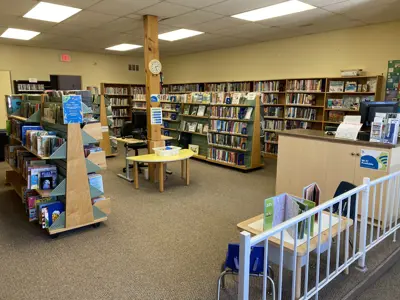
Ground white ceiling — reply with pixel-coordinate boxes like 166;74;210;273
0;0;399;57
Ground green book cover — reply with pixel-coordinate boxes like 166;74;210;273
263;197;275;231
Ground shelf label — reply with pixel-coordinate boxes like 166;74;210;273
360;149;388;171
150;107;162;125
28;78;38;83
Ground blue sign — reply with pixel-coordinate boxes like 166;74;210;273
360;149;388;171
63;95;83;124
151;94;160;103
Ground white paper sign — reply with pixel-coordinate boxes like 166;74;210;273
335;115;362;140
150;107;162;125
29;78;38;83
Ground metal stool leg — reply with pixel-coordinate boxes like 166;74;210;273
217;270;228;300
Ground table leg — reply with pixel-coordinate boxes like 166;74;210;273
296;256;302;300
181;160;185;179
159;162;164;192
185;159;190;185
117;144;134;182
134;162;139;189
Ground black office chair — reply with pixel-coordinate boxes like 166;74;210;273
121;121;147;173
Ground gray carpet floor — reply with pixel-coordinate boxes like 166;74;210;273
1;149;399;300
0;149;276;300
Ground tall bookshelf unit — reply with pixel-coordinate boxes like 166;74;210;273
5;92;110;236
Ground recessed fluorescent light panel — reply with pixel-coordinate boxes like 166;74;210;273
106;44;142;51
158;29;204;42
23;1;81;23
232;0;316;22
1;28;40;40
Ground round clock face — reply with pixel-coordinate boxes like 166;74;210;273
149;59;162;75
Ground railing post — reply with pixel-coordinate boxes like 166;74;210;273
357;177;370;272
238;231;251;300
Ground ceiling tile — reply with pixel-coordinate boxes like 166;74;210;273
0;0;37;17
160;10;222;26
42;0;102;9
186;17;248;33
62;10;119;28
97;18;143;33
301;0;351;7
259;7;334;27
165;0;227;9
43;23;83;36
88;0;162;17
136;2;194;19
0;14;56;32
202;0;286;16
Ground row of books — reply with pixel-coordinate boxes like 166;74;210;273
179;121;208;134
17;83;45;91
20;102;41;118
43;103;63;124
20;125;65;157
110;98;129;106
27;164;58;190
265;132;278;142
112;108;129;117
111;118;125;127
286;93;316;105
329;79;377;93
286;107;317;120
6;145;47;180
131;86;145;95
205;82;251;92
326;96;369;110
163;112;178;120
264;107;283;118
263;120;284;131
133;94;146;101
210;107;253;120
84;146;103;157
207;133;247;150
255;81;285;92
105;87;129;95
207;148;245;165
262;94;280;104
327;111;345;123
286;120;311;130
165;84;202;93
133;102;146;109
287;79;323;92
210;92;249;105
210;120;248;135
264;143;278;155
162;103;181;111
183;105;209;116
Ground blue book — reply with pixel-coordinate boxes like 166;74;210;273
43;201;65;228
21;125;42;145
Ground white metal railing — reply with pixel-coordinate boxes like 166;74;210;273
237;171;400;300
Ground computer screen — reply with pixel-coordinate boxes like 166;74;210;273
360;101;398;126
132;111;147;130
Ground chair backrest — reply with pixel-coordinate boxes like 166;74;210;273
332;181;357;220
225;243;265;274
121;121;134;137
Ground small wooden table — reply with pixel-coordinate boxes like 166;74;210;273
111;135;173;182
237;211;353;299
127;149;194;192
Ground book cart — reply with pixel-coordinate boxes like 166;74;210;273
5;93;110;237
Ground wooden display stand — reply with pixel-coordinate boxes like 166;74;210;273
5;93;110;236
98;95;117;157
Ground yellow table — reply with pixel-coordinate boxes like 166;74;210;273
237;212;353;299
110;135;174;182
127;149;194;192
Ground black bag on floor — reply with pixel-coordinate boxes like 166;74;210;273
178;132;192;149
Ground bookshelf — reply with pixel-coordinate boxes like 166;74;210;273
13;80;51;94
5;92;110;236
160;94;184;146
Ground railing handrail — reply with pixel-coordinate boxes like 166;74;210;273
249;184;367;245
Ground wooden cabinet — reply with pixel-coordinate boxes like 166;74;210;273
276;131;400;227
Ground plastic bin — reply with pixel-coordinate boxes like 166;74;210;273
153;146;181;156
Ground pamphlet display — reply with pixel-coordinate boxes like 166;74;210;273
62;95;83;124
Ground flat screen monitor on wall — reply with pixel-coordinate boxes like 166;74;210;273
50;75;82;90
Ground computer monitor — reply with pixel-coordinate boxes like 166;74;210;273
132;111;147;130
360;101;398;126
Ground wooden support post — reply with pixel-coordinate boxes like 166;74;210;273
143;15;164;181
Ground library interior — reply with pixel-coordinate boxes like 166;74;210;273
2;0;400;299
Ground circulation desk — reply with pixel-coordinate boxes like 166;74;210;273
276;129;400;228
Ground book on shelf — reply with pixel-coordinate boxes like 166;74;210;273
328;111;345;123
203;124;209;133
327;99;343;109
344;81;357;92
263;120;283;131
255;80;284;92
188;144;199;154
89;174;104;194
197;123;203;133
265;143;278;154
244;107;253;120
197;105;206;116
191;106;199;115
286;93;316;105
208;148;245;165
183;106;190;115
105;87;129;95
367;78;377;92
287;79;323;92
329;81;345;92
264;107;283;117
207;133;247;150
41;201;65;229
211;120;248;135
262;93;279;104
265;132;278;142
286;107;316;120
187;122;197;132
286;120;311;130
180;121;187;131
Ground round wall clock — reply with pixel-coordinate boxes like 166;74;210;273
149;59;162;75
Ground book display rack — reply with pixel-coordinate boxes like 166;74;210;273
5;92;110;236
13;80;51;94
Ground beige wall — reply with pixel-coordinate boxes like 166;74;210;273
162;21;400;84
0;44;145;89
0;71;11;129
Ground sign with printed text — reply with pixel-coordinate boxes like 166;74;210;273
62;95;83;124
360;149;389;171
150;107;162;125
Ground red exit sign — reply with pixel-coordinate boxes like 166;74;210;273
60;54;71;62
